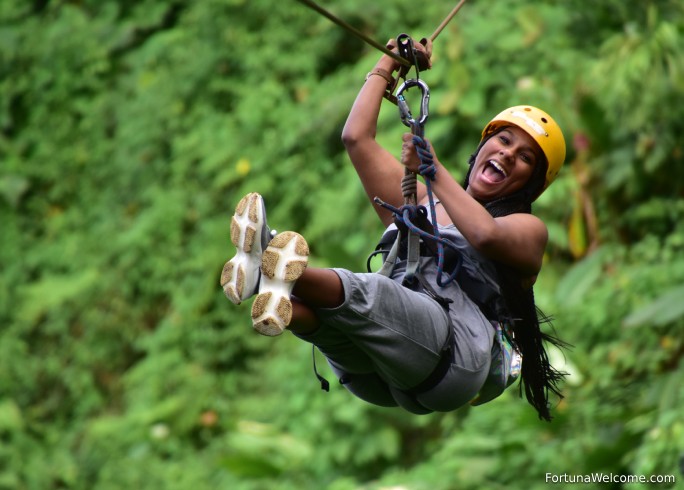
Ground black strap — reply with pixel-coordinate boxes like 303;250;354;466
366;229;399;272
402;331;454;396
312;346;330;392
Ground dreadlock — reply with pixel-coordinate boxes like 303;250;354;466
464;133;568;421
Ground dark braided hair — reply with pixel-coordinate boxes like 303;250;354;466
464;132;568;421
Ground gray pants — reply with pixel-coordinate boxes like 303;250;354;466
297;268;494;414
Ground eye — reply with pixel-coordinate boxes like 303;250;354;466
519;152;536;165
498;135;510;145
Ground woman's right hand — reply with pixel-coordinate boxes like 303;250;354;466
414;37;433;70
380;37;433;74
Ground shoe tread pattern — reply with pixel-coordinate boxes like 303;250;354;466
221;193;264;304
252;231;308;336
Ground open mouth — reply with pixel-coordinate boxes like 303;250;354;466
482;160;507;183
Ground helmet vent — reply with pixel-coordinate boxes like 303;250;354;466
541;117;548;123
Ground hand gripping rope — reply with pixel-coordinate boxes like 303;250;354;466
374;60;462;287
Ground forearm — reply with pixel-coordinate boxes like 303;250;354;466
342;55;408;224
429;160;498;245
341;55;400;145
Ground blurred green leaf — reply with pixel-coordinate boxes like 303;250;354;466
0;175;29;208
0;399;23;433
623;284;684;328
555;246;610;306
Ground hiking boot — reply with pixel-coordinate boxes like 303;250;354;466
251;231;309;336
220;192;272;305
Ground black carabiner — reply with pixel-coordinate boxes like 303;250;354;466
396;78;430;138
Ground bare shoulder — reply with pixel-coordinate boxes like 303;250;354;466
496;212;548;242
491;213;548;276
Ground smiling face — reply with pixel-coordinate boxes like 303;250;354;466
466;126;545;202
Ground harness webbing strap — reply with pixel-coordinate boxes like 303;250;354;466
405;229;421;284
378;231;401;277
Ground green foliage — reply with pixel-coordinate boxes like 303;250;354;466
1;0;683;488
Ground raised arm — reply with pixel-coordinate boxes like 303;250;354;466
341;43;430;227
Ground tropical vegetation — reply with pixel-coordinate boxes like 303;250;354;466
1;0;683;488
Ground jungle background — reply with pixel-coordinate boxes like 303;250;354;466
1;0;684;488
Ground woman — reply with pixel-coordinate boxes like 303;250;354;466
220;40;566;420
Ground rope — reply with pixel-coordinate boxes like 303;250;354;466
429;0;468;41
376;136;462;287
401;172;418;200
294;0;468;67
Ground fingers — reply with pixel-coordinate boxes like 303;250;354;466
401;133;419;171
414;39;432;69
419;37;433;58
404;133;431;148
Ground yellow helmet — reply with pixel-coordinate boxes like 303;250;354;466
481;105;566;194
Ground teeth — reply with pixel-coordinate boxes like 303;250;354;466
488;160;507;176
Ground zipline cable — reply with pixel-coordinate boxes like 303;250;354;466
293;0;411;67
294;0;468;63
429;0;468;41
